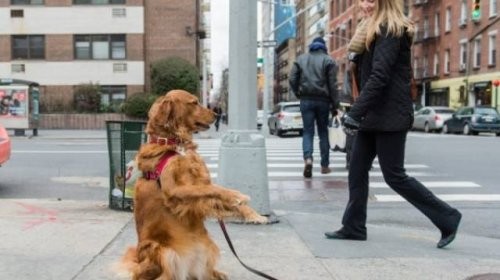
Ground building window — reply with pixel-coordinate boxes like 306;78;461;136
11;35;45;59
490;0;498;17
444;49;450;74
413;58;418;78
474;38;481;68
445;7;451;32
434;12;440;36
459;40;467;70
460;0;467;22
433;53;439;76
100;85;126;111
423;16;429;38
11;0;43;4
489;33;497;65
74;34;126;60
73;0;125;4
423;55;429;77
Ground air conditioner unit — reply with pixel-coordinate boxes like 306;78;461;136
459;18;467;27
415;0;422;4
459;63;466;71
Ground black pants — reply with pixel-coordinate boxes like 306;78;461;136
342;130;460;237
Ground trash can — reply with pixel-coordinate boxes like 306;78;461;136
106;120;147;210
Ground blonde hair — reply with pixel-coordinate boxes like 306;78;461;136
364;0;414;49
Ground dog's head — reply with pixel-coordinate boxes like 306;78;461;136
146;90;215;142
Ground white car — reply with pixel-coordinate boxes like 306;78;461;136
267;101;302;137
413;106;455;133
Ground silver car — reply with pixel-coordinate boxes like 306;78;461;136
413;106;455;133
268;101;302;137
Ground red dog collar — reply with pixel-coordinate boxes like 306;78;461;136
148;134;179;145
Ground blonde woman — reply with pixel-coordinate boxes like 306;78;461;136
325;0;462;249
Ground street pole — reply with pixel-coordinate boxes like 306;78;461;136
260;0;273;136
202;50;208;107
494;80;500;111
218;0;273;217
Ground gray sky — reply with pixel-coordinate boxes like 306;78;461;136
210;0;262;99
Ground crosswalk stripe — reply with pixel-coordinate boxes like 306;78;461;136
370;181;481;188
206;163;427;169
375;194;500;202
210;171;432;178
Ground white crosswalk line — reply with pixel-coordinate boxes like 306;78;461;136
210;171;432;178
370;181;481;188
205;163;427;169
375;194;500;202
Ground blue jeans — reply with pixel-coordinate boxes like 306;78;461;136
300;99;330;167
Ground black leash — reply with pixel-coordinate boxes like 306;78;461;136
218;219;279;280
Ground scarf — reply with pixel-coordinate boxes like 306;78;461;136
348;19;368;54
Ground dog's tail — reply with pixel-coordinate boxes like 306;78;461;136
111;246;138;279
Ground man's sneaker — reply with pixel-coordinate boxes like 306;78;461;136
303;159;313;178
321;167;331;174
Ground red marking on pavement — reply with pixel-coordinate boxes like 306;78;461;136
16;202;61;230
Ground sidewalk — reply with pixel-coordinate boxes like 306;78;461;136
2;197;500;280
2;129;500;279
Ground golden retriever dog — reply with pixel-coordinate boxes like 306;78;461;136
121;89;268;280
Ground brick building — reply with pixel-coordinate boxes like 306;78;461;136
0;0;202;112
412;0;499;108
327;0;499;109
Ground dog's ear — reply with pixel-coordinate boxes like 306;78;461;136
159;98;178;132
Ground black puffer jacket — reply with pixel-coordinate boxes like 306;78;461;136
289;50;339;106
348;28;414;131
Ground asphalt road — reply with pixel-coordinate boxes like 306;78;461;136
1;129;499;240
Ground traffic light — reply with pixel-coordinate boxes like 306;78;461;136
472;0;481;21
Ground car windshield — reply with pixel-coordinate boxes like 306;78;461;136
475;107;499;116
435;109;455;114
283;105;300;113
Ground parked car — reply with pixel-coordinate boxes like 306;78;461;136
0;124;11;166
442;106;500;136
268;101;302;137
413;106;455;133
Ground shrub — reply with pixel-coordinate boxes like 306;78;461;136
120;92;157;119
73;83;101;113
151;57;200;97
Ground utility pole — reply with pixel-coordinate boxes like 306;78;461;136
218;0;273;218
260;0;274;136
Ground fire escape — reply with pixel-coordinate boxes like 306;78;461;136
412;0;441;105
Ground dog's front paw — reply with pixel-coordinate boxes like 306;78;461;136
245;213;268;224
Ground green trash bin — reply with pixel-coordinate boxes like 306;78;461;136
106;120;147;210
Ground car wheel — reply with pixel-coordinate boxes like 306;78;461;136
442;124;449;134
424;122;430;133
463;123;471;135
277;129;283;137
496;132;500;137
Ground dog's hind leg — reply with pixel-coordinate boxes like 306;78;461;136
134;240;168;280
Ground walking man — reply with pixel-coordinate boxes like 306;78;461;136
289;37;340;178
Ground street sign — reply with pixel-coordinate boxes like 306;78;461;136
257;40;277;48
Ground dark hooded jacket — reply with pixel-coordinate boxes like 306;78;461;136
289;42;339;107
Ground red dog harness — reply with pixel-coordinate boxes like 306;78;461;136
143;151;177;180
143;135;179;181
